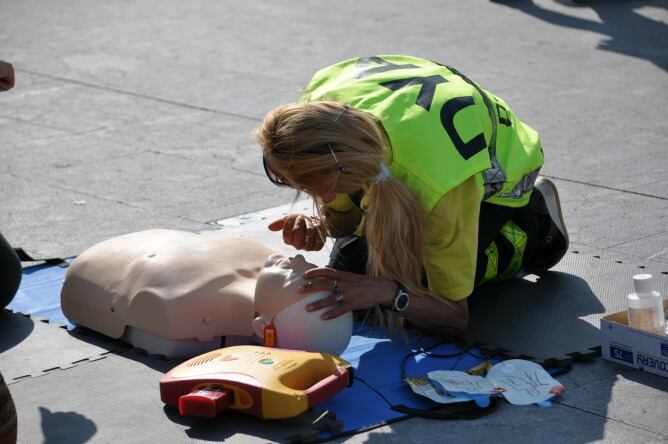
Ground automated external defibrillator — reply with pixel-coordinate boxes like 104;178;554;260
160;346;352;419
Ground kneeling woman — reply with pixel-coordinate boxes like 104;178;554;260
256;55;568;334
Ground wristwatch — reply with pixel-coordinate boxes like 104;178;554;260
391;281;410;312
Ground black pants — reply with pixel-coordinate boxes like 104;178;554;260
328;202;539;287
0;232;21;308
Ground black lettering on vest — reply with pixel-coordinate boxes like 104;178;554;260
379;75;448;112
496;103;512;126
354;56;418;79
440;96;487;160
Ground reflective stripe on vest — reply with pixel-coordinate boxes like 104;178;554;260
480;219;528;285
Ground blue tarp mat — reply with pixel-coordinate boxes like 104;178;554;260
325;329;491;434
9;263;494;436
8;260;74;328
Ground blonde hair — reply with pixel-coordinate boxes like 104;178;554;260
255;101;432;319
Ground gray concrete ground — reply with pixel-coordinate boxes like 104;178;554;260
1;0;667;442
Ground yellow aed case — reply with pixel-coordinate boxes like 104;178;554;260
160;345;352;419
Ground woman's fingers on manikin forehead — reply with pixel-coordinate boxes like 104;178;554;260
321;305;348;320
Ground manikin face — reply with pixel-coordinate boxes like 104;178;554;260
254;254;316;317
253;254;352;355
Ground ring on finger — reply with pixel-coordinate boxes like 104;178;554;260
331;279;339;291
305;235;315;243
335;292;344;303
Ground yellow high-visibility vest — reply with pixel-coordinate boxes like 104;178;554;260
303;55;544;211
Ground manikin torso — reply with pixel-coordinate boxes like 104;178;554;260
61;229;352;358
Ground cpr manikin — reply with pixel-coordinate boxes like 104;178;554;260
61;229;352;358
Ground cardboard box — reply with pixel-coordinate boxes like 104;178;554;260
600;300;668;378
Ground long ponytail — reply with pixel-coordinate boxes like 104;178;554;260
364;174;430;299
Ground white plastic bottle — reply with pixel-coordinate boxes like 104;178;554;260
627;274;665;334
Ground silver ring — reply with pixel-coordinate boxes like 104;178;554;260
331;279;339;291
335;292;344;303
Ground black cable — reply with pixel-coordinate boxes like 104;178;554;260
417;332;493;361
352;375;394;408
400;341;461;380
400;332;494;380
464;349;490;361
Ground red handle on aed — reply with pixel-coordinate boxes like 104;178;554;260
304;368;349;407
178;388;233;418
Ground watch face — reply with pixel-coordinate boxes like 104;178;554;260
393;290;409;312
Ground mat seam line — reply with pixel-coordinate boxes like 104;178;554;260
6;347;177;385
568;245;668;270
3;310;132;384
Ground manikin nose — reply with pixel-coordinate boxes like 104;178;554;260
290;254;306;264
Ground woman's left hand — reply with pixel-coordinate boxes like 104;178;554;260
300;267;397;319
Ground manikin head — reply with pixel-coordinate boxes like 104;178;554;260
252;254;352;355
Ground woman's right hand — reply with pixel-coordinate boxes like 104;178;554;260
268;214;325;251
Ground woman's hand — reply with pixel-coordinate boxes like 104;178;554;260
300;267;397;319
268;214;325;251
301;266;470;333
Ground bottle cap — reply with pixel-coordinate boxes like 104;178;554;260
632;274;653;294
